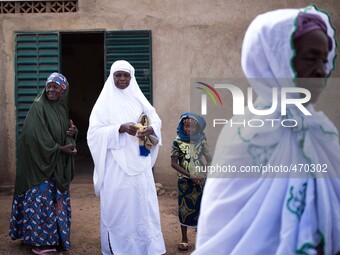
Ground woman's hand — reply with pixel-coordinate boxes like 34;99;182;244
67;119;78;137
136;126;154;139
119;122;139;136
60;144;77;155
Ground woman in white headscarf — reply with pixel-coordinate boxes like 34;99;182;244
87;60;166;255
194;5;340;255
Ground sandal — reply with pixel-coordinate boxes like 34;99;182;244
32;248;59;255
178;242;189;252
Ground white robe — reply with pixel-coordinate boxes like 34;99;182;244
100;130;165;255
87;60;166;255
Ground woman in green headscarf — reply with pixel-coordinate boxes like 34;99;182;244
10;73;77;255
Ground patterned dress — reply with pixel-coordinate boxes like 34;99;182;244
9;177;71;250
171;138;211;227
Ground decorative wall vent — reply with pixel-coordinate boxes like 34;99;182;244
0;1;77;14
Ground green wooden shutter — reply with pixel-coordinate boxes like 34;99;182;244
105;30;153;103
15;32;60;137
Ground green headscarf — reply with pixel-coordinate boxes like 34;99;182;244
14;75;75;195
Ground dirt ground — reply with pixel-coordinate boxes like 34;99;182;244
0;164;197;255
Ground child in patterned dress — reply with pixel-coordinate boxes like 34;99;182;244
171;112;212;252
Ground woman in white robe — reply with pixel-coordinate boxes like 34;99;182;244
87;60;166;255
194;5;340;255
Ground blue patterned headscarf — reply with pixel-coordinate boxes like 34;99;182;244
46;72;68;91
176;112;207;146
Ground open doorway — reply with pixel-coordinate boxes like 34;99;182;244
61;32;104;181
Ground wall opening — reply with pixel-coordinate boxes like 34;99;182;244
61;32;104;181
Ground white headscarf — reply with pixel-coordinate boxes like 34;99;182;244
87;60;162;196
241;6;336;100
212;5;339;173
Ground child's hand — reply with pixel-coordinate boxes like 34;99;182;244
191;177;205;186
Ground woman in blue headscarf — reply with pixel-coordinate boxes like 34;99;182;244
10;73;77;255
171;112;212;252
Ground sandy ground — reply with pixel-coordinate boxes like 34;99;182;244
0;160;197;255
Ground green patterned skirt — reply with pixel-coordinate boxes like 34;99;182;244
178;178;203;227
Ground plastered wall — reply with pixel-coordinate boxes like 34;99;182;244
0;0;339;188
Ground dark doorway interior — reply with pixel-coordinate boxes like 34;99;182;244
61;32;104;181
